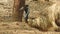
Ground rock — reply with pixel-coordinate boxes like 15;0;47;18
0;0;25;22
0;0;14;22
28;16;53;31
26;0;60;31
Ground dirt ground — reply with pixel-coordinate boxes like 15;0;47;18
0;22;60;34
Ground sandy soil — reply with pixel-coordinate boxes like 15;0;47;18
0;22;60;34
